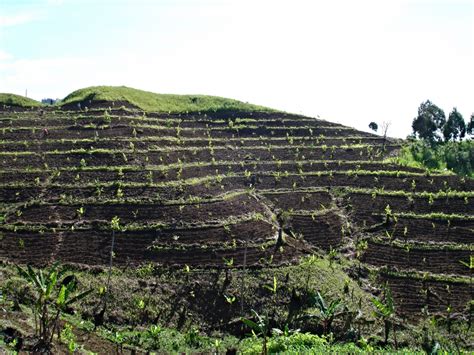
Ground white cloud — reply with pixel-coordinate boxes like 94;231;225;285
0;13;37;28
46;0;64;5
0;50;13;61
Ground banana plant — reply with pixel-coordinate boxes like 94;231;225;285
289;291;343;335
16;263;92;349
371;283;396;346
312;292;342;335
241;309;270;355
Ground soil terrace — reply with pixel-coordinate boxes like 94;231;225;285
0;104;472;321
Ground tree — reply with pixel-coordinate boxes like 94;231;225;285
381;121;391;150
467;113;474;136
443;108;466;141
412;100;446;143
369;122;378;132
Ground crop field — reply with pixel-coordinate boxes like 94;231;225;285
0;90;472;353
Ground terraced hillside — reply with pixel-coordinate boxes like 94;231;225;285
1;87;473;325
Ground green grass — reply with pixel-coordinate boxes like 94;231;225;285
0;93;43;108
61;86;276;113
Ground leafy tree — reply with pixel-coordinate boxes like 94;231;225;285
443;108;466;141
369;122;378;132
467;113;474;136
412;100;446;143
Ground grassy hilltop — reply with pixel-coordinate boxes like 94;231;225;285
63;86;276;113
1;86;275;113
0;93;43;108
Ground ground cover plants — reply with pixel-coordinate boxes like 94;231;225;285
0;86;473;353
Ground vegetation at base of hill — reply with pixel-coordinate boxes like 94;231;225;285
61;86;276;113
1;257;471;353
0;93;43;108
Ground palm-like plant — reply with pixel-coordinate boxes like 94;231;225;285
288;289;344;335
312;292;342;335
241;309;270;355
16;263;92;350
371;283;396;346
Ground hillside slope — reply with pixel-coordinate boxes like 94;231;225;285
0;86;472;330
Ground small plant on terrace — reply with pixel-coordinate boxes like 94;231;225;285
384;204;393;224
428;193;434;205
223;257;234;267
328;247;338;269
110;215;121;231
95;186;103;197
224;294;236;305
355;240;368;275
460;255;473;291
76;206;85;218
263;276;278;294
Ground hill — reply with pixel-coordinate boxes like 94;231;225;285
0;93;42;108
0;86;472;353
61;85;275;112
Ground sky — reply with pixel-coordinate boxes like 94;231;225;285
0;0;473;138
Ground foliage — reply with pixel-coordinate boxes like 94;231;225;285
239;332;423;354
467;113;474;135
394;139;473;177
443;108;466;142
368;122;378;132
371;283;396;345
15;263;92;350
408;101;473;177
241;309;271;354
61;86;275;113
412;100;446;143
313;292;342;334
